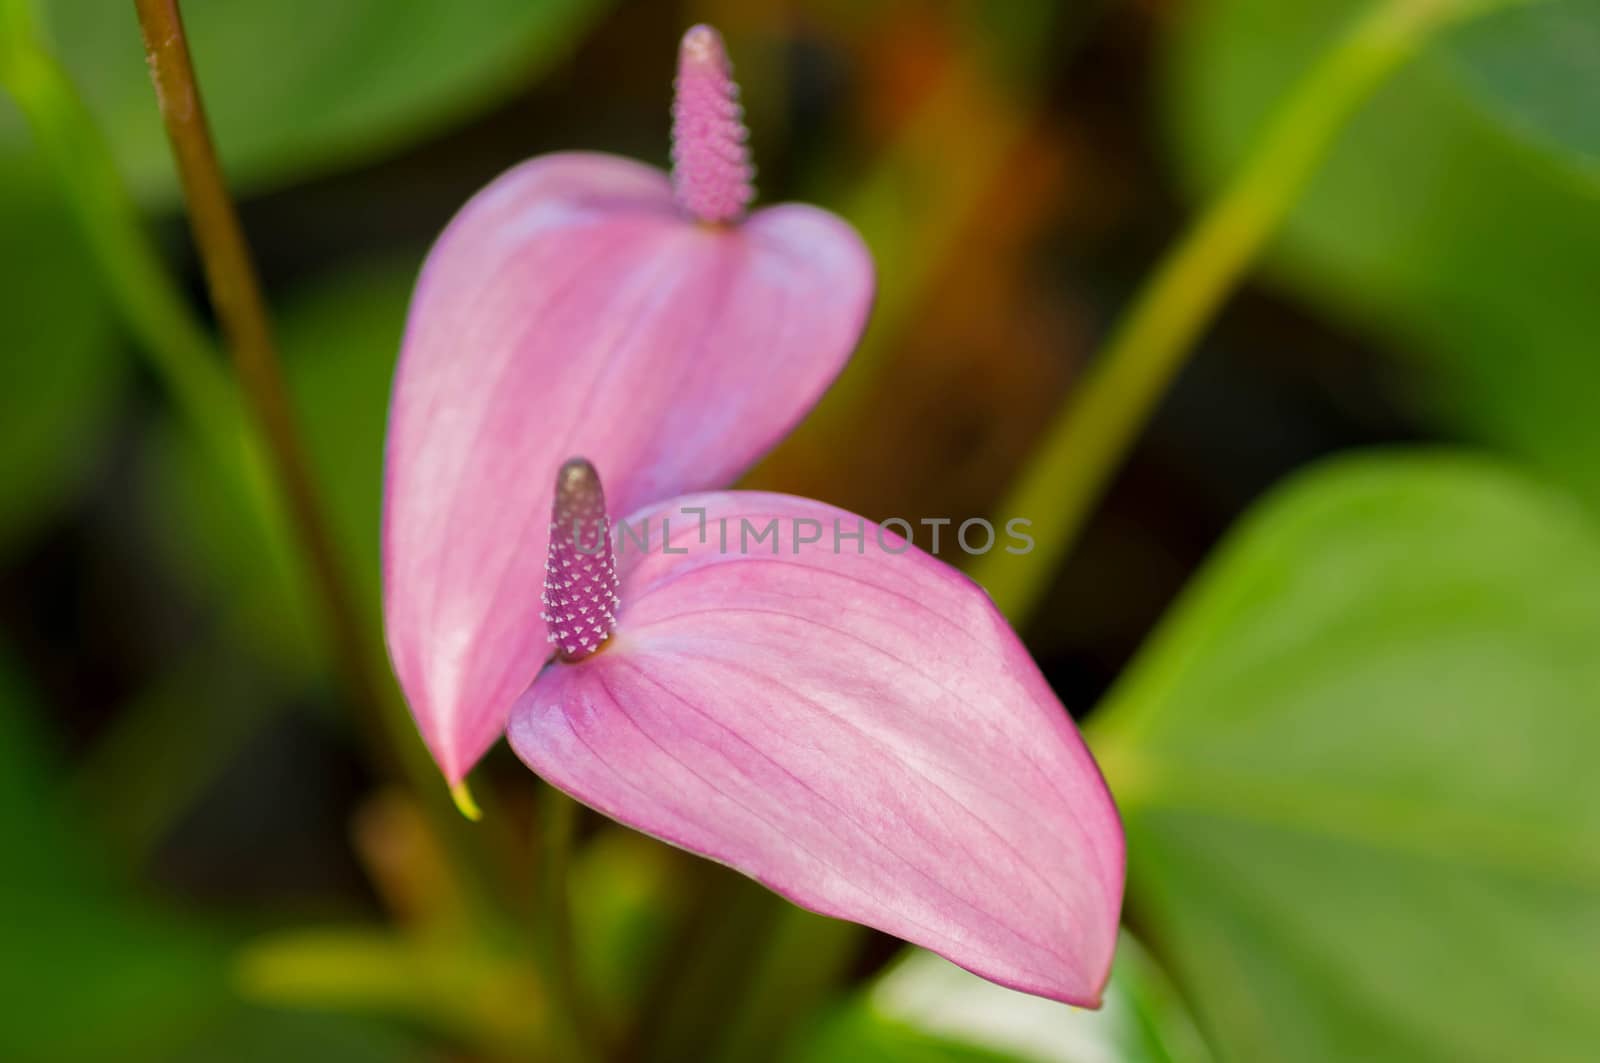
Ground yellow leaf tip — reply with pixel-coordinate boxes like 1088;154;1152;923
450;780;482;821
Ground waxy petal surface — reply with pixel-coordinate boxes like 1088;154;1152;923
383;154;873;781
507;493;1124;1005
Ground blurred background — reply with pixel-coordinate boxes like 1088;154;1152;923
1;0;1595;1060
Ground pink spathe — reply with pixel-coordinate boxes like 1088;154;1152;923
508;489;1125;1006
382;37;872;783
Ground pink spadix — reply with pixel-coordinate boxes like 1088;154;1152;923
382;24;872;784
541;459;620;661
671;25;755;223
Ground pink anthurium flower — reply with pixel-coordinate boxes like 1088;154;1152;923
385;23;1123;1002
510;458;1124;1006
383;26;873;788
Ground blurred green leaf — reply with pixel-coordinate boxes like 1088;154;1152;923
792;1015;1019;1063
74;638;284;860
148;413;313;667
1165;0;1600;506
170;1008;429;1063
636;873;806;1063
0;648;427;1060
1091;452;1600;1061
147;260;414;674
0;649;226;1062
1436;0;1600;174
711;904;866;1063
787;933;1211;1063
43;0;612;200
0;140;119;557
235;926;543;1052
569;828;689;1024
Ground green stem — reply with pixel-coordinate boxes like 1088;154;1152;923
535;784;593;1063
2;0;453;861
3;0;294;856
6;0;520;1020
711;903;865;1063
969;0;1509;625
128;0;431;787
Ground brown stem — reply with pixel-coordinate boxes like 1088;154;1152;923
131;0;402;772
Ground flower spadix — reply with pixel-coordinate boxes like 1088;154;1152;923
509;460;1125;1007
383;25;873;783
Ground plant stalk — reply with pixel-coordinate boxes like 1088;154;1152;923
535;783;594;1062
969;0;1510;625
130;0;416;776
6;0;459;857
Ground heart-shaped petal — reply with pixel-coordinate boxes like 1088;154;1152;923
383;154;873;782
507;493;1124;1005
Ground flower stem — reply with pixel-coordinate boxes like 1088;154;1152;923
712;903;864;1063
535;783;593;1063
7;0;512;994
3;0;455;859
969;0;1512;625
130;0;418;777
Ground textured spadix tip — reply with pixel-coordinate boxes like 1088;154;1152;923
542;458;621;663
671;24;755;224
557;456;599;496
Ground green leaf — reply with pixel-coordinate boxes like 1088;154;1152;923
787;934;1213;1063
43;0;612;200
0;647;422;1062
0;649;227;1062
234;926;543;1052
792;1014;1019;1063
0;141;119;556
1091;452;1600;1062
1165;0;1600;506
569;828;690;1023
1436;1;1600;174
170;1009;429;1063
